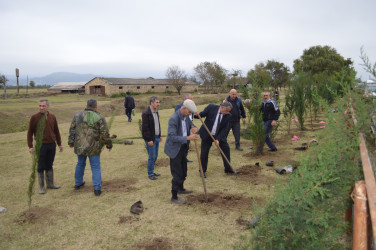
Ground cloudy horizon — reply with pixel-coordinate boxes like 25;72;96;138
1;0;375;80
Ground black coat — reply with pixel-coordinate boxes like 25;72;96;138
141;106;161;142
198;104;231;143
260;100;281;121
124;96;135;109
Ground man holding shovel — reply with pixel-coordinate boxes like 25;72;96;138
198;101;238;177
165;100;198;204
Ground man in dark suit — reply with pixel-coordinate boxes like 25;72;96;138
142;96;162;180
198;101;238;177
124;92;135;122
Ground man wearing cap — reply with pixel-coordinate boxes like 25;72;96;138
165;100;198;204
198;101;237;177
175;93;194;162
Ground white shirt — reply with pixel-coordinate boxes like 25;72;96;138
211;110;222;135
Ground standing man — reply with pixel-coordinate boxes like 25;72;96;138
199;101;238;177
124;91;135;122
165;100;198;204
175;93;194;162
142;96;162;180
68;99;112;196
225;89;246;151
261;91;281;152
27;99;63;194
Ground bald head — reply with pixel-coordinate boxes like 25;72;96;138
229;89;237;101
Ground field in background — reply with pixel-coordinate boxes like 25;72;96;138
0;90;322;249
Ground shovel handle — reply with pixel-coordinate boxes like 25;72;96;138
194;139;208;202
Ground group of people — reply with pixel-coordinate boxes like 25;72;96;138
27;89;280;204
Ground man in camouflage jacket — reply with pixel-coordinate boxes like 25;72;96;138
68;99;112;196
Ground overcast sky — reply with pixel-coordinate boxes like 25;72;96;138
1;0;375;80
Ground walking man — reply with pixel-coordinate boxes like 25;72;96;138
124;91;135;122
68;99;112;196
165;100;198;204
27;99;63;194
175;93;194;162
261;91;281;152
142;96;162;180
199;101;238;177
225;89;246;151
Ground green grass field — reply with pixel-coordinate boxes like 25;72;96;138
0;91;319;249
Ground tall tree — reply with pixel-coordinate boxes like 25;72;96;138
0;74;8;99
166;65;187;95
247;62;272;89
265;60;290;90
29;80;36;88
193;61;227;89
293;45;353;77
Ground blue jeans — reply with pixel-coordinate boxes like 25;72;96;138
145;137;159;176
264;120;277;150
75;155;102;190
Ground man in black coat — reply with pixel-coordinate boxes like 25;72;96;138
225;89;246;151
124;92;135;122
142;96;162;180
260;91;281;152
198;101;238;177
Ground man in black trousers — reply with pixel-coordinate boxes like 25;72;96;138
124;92;135;122
198;101;238;177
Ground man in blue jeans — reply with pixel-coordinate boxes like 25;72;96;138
260;92;280;152
142;96;162;180
68;99;113;196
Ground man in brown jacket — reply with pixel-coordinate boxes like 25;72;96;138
27;99;63;194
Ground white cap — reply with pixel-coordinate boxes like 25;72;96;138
183;99;197;113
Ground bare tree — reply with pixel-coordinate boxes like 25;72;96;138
166;65;187;95
0;74;8;99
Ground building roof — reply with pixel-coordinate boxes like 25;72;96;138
87;77;198;86
49;82;86;91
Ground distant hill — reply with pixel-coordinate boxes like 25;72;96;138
4;72;97;86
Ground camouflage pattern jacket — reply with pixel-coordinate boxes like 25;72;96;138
68;108;112;156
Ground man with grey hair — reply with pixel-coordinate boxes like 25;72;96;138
175;93;194;162
68;99;112;196
27;99;63;194
198;101;238;177
165;99;198;204
142;96;162;180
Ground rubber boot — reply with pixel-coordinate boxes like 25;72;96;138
46;169;61;189
38;172;46;194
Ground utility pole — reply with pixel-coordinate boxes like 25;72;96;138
26;75;28;94
15;68;19;94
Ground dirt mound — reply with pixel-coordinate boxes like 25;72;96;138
186;192;263;211
16;207;62;224
133;237;172;250
118;216;140;224
139;158;170;168
72;177;138;194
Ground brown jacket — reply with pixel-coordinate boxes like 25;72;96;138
27;111;62;148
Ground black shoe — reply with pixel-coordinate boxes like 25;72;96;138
199;172;206;178
94;190;101;196
186;159;193;163
148;175;157;180
178;189;193;194
74;181;85;190
268;148;278;152
170;197;187;204
266;161;274;166
153;173;161;176
235;146;244;151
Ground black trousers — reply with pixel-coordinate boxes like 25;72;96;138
38;143;56;173
229;120;241;147
200;138;232;173
170;144;188;194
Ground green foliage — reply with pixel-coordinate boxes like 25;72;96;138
241;85;265;154
291;74;308;130
29;81;35;88
251;75;371;249
138;119;143;138
282;89;295;134
27;114;46;208
360;46;376;80
194;61;227;89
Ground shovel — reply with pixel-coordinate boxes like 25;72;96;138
194;139;208;203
